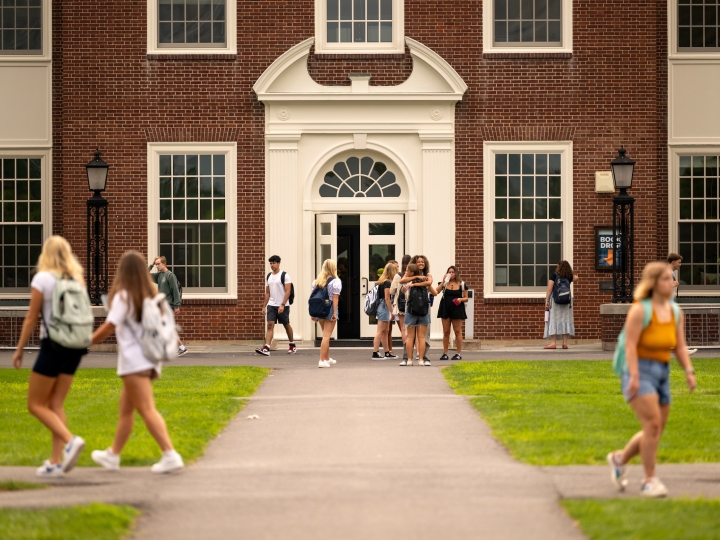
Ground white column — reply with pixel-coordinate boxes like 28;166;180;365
266;134;302;341
420;135;455;340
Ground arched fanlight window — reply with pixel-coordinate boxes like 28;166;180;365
319;157;402;197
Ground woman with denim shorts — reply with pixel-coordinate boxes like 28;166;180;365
398;256;436;366
372;262;399;359
607;262;696;498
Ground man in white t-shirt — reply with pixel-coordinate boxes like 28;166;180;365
256;255;296;356
668;253;697;356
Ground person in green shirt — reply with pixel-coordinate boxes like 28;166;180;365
150;256;186;356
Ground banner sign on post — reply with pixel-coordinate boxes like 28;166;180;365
596;227;622;271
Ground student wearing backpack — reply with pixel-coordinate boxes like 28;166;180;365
309;259;342;368
150;256;186;356
256;255;297;356
389;256;411;355
372;262;399;359
399;255;436;366
607;262;695;498
543;260;579;349
12;236;89;478
437;265;469;360
91;251;184;474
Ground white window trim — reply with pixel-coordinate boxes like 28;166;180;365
669;0;720;60
314;0;404;55
483;0;572;55
0;148;52;299
147;142;237;300
146;0;237;56
483;141;574;299
0;0;52;61
668;145;720;296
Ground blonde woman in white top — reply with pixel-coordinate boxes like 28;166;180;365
12;236;87;477
90;251;183;474
311;259;342;368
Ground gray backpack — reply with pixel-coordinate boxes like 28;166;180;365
42;273;94;351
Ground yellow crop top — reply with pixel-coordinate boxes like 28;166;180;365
635;307;677;363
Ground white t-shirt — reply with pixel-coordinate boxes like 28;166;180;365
30;271;57;340
267;271;292;307
310;278;342;297
106;290;161;377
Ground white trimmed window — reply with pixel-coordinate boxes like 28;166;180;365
147;143;237;299
0;150;51;296
483;0;572;54
147;0;237;55
483;141;573;298
670;148;720;293
315;0;404;54
0;0;51;60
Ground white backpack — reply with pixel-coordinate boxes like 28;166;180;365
129;293;178;364
43;273;94;351
364;284;380;316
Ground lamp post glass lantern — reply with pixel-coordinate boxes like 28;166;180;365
86;149;109;305
610;146;635;303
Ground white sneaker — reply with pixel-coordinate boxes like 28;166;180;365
61;436;85;473
328;358;337;364
606;451;628;491
318;360;331;368
687;348;698;356
151;451;184;474
91;448;120;471
641;477;668;498
36;460;64;478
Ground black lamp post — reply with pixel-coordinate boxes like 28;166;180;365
85;148;109;306
610;146;636;303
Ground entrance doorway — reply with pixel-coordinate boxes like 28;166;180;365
315;213;404;340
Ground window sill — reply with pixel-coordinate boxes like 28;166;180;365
146;53;237;61
312;52;406;60
483;51;573;59
483;297;546;304
180;298;237;305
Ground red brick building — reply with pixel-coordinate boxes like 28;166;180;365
2;1;718;345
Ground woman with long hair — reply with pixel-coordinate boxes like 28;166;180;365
543;260;579;349
90;251;184;473
437;265;468;360
311;259;342;368
372;262;399;360
607;262;695;497
13;236;87;477
399;255;436;366
390;255;411;355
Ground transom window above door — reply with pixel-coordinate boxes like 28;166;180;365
320;157;401;198
315;0;404;54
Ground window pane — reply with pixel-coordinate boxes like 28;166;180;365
380;0;392;19
495;0;507;19
327;0;338;20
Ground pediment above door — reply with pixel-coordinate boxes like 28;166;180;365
253;37;467;102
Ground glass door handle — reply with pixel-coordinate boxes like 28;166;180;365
361;277;368;295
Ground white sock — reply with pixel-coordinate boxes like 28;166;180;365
162;450;177;458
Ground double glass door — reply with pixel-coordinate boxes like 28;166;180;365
316;214;404;339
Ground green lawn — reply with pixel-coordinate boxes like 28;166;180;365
0;480;46;492
0;366;269;467
562;498;720;540
0;503;139;540
444;359;720;465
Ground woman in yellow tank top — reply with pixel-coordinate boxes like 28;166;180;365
607;262;696;498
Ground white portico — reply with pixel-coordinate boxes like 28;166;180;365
253;37;467;342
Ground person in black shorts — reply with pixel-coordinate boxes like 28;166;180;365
12;236;87;478
256;255;296;356
437;265;468;360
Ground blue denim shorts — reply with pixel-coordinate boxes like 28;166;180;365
404;310;431;327
621;358;671;405
376;300;392;322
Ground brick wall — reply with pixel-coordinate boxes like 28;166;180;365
46;0;668;341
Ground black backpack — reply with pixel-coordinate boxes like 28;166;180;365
407;283;429;316
552;275;571;305
308;278;334;318
266;271;295;305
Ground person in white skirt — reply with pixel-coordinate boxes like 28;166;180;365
543;260;579;349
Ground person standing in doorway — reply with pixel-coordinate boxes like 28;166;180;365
256;255;297;356
149;257;186;357
311;259;342;368
372;262;399;359
667;253;697;355
543;260;578;350
607;262;695;497
390;256;410;358
384;260;399;356
437;265;468;360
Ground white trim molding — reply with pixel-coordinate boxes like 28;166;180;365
0;148;52;300
482;141;574;300
146;142;237;300
314;0;404;55
146;0;237;56
483;0;573;55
